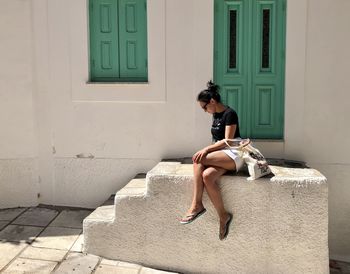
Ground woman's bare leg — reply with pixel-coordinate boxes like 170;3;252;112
181;163;206;221
181;150;236;225
202;166;228;219
190;162;205;211
200;151;236;236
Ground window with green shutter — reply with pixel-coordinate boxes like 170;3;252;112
89;0;148;82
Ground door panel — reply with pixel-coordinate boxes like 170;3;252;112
214;0;286;139
215;0;249;137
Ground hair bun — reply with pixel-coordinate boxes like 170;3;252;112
197;80;221;103
207;80;219;93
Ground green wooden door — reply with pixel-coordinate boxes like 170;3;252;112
214;0;286;139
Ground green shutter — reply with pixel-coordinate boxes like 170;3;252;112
118;0;148;81
89;0;119;81
89;0;148;82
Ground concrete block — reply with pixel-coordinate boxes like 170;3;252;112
19;246;67;262
32;227;81;250
2;258;57;274
13;207;58;227
85;205;114;222
53;252;99;273
50;209;91;228
116;178;146;197
0;208;26;221
0;225;43;243
0;242;28;270
116;187;146;197
125;178;147;188
84;162;329;274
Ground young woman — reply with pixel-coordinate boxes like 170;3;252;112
180;81;244;240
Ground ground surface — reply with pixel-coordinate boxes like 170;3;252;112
0;206;176;274
0;205;349;274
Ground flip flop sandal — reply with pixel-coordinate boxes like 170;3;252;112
219;213;233;240
179;208;207;224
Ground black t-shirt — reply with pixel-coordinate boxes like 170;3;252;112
211;107;241;142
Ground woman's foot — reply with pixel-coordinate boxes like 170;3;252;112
180;207;206;224
219;213;233;240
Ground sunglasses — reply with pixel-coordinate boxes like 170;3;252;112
201;102;209;111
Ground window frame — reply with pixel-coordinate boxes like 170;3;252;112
88;0;148;83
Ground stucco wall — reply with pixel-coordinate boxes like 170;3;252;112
284;0;350;262
0;0;38;207
34;0;201;207
0;0;349;262
302;0;350;262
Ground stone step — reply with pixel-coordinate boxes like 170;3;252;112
116;177;147;198
84;174;147;224
84;161;328;274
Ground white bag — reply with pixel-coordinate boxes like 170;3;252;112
224;139;271;180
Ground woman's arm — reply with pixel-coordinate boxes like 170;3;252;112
225;124;236;139
192;124;237;163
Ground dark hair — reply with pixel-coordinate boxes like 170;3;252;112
197;80;221;103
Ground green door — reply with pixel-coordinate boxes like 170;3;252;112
214;0;286;139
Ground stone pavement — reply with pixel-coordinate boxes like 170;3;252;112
0;206;177;274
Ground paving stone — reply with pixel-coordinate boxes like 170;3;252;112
13;207;58;227
49;210;92;228
70;234;84;252
0;225;44;243
95;264;140;274
19;246;67;262
118;261;143;269
330;260;350;274
2;257;57;273
140;267;177;274
100;258;120;266
54;252;99;273
0;242;28;270
0;221;9;230
0;208;26;221
32;227;81;250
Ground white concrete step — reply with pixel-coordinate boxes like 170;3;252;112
84;161;328;274
84;174;147;224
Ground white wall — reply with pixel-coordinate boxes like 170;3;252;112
284;0;350;262
0;0;349;262
29;0;205;207
302;0;350;262
0;0;38;208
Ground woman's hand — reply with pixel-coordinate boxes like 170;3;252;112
192;148;209;164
